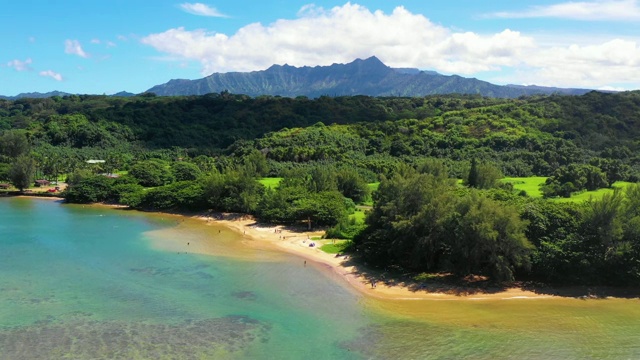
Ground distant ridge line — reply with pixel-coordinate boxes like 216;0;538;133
146;56;597;99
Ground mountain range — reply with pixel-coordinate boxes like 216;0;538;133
146;56;595;98
0;90;136;101
1;56;599;100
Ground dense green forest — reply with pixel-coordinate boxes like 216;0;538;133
2;90;640;286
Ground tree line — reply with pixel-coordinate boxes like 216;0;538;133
3;91;640;285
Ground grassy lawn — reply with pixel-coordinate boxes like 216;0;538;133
360;198;374;206
499;177;632;203
500;176;547;198
258;177;283;188
501;176;548;198
367;182;380;192
552;181;633;203
319;240;352;254
349;208;367;224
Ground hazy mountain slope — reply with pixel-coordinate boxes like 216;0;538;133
147;56;594;98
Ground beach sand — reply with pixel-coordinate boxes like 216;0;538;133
191;213;567;301
15;198;635;300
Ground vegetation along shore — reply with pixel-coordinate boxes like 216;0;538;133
3;91;640;294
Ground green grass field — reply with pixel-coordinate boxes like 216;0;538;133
349;208;367;224
367;182;380;192
257;176;632;205
501;176;548;198
257;177;283;188
319;240;352;254
500;177;634;203
552;181;633;203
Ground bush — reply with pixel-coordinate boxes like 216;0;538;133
65;175;114;203
129;159;174;187
326;217;366;239
171;161;202;181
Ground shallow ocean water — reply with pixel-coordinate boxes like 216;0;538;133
1;197;640;359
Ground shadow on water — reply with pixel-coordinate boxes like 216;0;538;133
216;215;640;300
345;255;640;299
248;216;640;300
518;282;640;299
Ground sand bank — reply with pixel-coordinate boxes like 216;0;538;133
190;213;574;301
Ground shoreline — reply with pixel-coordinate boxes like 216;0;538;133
190;212;640;301
10;196;638;301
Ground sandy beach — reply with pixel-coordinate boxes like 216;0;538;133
21;195;631;301
189;213;576;301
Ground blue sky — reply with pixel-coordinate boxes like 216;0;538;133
2;1;640;96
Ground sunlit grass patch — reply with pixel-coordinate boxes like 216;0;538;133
367;182;380;191
349;209;367;224
257;177;283;188
320;240;352;254
501;176;548;198
552;181;633;203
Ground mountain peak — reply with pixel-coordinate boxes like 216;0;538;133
351;56;388;69
360;56;384;64
146;57;595;98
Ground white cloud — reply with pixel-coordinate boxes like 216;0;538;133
65;39;89;58
39;70;63;81
7;58;33;71
179;3;227;17
599;85;627;91
106;41;117;47
141;2;640;90
91;38;101;44
488;0;640;21
142;4;533;76
502;39;640;89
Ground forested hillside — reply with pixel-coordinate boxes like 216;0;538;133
2;90;640;286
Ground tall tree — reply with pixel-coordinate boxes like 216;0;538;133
466;158;479;188
9;155;36;191
447;193;532;280
308;165;337;193
0;130;30;159
336;167;370;203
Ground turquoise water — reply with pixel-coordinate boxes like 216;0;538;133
3;197;640;359
0;198;372;359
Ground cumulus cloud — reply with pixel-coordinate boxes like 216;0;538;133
488;0;640;21
91;38;101;44
39;70;63;81
505;39;640;88
141;2;640;89
143;4;533;75
65;39;89;58
7;58;33;71
179;3;227;17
